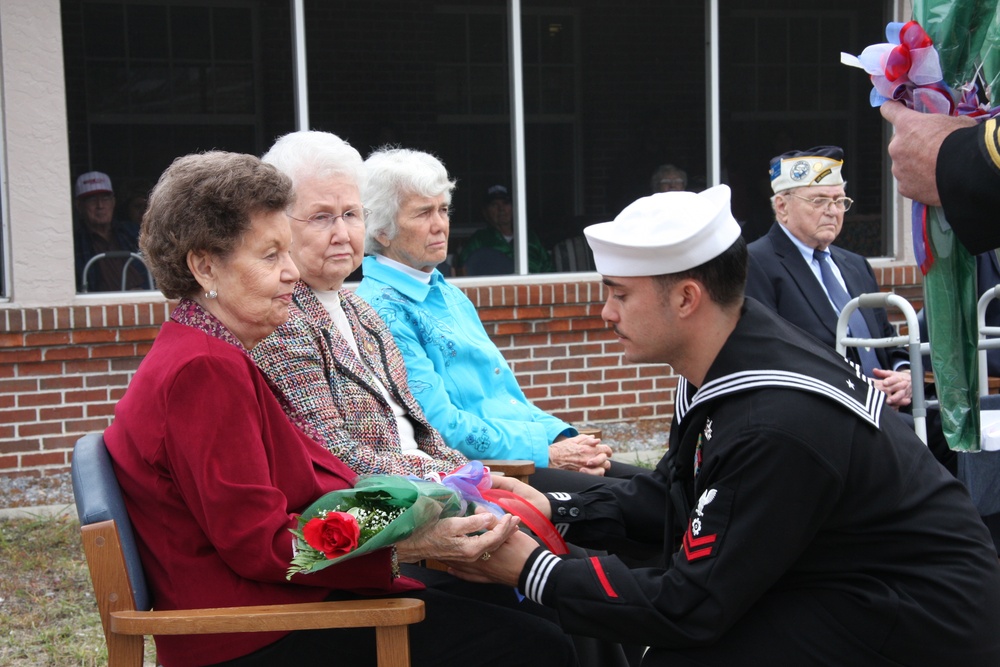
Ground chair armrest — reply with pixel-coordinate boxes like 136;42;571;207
110;598;425;635
478;459;535;482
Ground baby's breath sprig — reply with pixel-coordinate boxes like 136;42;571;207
347;504;406;542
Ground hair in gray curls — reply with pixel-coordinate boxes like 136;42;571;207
361;146;456;256
139;151;291;299
261;130;364;192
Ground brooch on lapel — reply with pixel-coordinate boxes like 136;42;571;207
694;419;712;480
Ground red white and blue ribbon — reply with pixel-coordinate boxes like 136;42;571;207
843;20;1000;274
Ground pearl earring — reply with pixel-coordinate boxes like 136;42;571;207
206;289;218;299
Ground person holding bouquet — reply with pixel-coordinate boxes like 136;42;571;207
103;150;578;667
880;100;1000;255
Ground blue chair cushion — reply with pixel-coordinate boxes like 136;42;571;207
71;432;151;611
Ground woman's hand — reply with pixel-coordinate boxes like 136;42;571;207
549;434;613;475
394;511;521;564
444;529;538;588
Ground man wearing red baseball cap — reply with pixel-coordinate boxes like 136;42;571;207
73;171;149;292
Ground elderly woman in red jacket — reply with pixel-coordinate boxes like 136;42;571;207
105;150;577;667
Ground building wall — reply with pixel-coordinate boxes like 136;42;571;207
0;267;922;479
1;0;77;307
0;0;924;479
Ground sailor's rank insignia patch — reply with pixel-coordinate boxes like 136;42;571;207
682;485;732;563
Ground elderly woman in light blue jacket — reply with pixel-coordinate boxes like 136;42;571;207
356;148;644;493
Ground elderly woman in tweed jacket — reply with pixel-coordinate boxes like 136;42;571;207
252;130;467;478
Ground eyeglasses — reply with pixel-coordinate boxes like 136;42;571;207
286;207;370;229
786;193;854;212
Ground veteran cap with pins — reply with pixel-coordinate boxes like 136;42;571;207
583;184;741;277
769;146;845;194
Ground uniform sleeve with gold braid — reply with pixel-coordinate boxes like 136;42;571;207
936;120;1000;255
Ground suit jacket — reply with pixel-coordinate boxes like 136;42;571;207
253;281;467;477
746;222;909;371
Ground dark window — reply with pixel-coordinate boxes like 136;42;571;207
62;0;294;292
719;3;888;255
432;6;581;266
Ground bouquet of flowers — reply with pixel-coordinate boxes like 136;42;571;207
287;474;466;579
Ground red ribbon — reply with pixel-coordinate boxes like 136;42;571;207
481;488;569;555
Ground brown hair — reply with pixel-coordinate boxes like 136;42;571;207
139;151;292;299
653;235;747;308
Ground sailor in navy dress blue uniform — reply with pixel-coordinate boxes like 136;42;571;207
446;184;1000;667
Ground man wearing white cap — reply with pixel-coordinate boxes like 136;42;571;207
73;170;147;292
744;147;958;472
446;185;1000;665
745;147;912;397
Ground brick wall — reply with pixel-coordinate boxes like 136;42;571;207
465;281;678;424
0;267;922;479
0;302;172;478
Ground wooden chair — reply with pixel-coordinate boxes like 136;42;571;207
71;432;425;667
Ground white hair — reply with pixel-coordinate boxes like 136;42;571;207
361;146;456;255
261;130;364;193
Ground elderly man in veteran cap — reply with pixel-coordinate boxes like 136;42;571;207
744;147;959;472
444;184;1000;666
745;147;914;404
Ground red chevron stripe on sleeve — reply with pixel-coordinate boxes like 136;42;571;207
683;522;718;561
588;556;619;598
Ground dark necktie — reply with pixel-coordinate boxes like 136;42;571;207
814;249;879;377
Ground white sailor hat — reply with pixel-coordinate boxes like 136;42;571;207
584;184;741;277
769;146;845;193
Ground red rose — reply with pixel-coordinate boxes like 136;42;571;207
302;512;361;559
